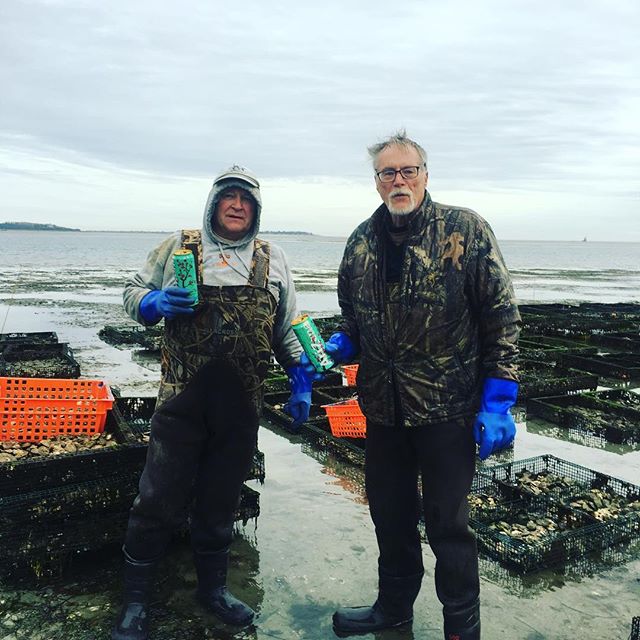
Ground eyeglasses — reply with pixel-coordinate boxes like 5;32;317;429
375;166;423;183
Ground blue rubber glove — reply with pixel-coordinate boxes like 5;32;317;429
473;377;519;460
283;365;314;431
139;287;196;323
300;331;357;375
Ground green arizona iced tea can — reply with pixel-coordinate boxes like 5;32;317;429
291;314;334;372
172;249;199;305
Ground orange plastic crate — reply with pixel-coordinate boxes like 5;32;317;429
342;364;359;387
0;377;114;441
322;398;366;438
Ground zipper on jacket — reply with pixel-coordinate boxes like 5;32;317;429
377;218;409;428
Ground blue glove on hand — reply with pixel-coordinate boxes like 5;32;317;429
473;377;519;460
325;332;358;364
300;331;358;374
139;287;196;323
283;365;314;431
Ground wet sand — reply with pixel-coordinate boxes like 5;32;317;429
0;300;639;639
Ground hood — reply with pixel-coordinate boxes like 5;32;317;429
202;164;262;248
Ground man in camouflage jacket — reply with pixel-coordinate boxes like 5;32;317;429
322;132;520;640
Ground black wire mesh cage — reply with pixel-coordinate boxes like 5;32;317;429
264;364;342;394
527;390;640;445
630;617;640;640
477;537;640;597
559;352;640;381
468;473;518;518
471;496;606;573
471;455;640;572
591;331;640;353
0;342;81;378
0;331;59;345
478;454;640;503
519;359;599;399
519;304;639;337
112;395;156;441
98;324;162;350
0;395;264;579
0;411;146;497
0;478;260;579
0;472;140;577
519;337;598;365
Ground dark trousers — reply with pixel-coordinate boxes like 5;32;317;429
365;419;480;613
124;361;259;561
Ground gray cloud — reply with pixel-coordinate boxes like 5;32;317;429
0;0;638;236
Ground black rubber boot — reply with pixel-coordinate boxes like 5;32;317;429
443;599;481;640
111;549;156;640
332;570;423;635
194;548;255;626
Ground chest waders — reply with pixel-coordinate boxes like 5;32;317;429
115;232;275;637
119;232;275;631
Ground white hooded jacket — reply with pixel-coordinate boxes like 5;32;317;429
123;169;302;369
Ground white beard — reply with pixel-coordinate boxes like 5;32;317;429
387;189;416;216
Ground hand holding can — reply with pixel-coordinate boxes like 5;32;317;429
292;314;334;373
172;249;199;305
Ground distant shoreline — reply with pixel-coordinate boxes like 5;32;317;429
0;225;315;235
1;226;639;243
0;222;80;231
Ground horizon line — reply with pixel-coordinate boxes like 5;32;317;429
2;228;639;243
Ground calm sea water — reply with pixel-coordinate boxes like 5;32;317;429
0;231;638;313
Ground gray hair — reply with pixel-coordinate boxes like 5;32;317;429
367;130;428;171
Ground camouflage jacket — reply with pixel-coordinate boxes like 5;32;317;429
338;191;521;427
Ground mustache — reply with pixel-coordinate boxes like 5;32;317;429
389;188;413;198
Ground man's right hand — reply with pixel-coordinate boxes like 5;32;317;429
324;332;357;365
139;286;196;323
300;331;357;375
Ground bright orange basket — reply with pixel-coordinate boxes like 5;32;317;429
342;364;359;386
0;377;114;442
322;397;366;438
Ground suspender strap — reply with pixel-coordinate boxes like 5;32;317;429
180;229;204;284
249;239;271;288
180;230;271;288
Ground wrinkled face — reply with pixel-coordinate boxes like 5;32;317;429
374;144;428;215
213;187;256;240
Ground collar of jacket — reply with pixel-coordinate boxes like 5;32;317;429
371;190;438;240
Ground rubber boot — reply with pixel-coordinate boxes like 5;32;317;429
111;549;156;640
443;599;481;640
194;548;255;626
332;570;423;635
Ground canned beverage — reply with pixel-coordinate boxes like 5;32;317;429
291;314;334;372
172;249;199;305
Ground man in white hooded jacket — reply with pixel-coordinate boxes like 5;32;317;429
112;165;312;640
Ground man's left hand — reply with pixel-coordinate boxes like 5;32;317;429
473;412;516;460
283;365;315;431
473;377;519;460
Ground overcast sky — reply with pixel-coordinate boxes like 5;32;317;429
1;0;638;240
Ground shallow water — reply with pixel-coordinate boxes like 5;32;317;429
0;235;639;639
